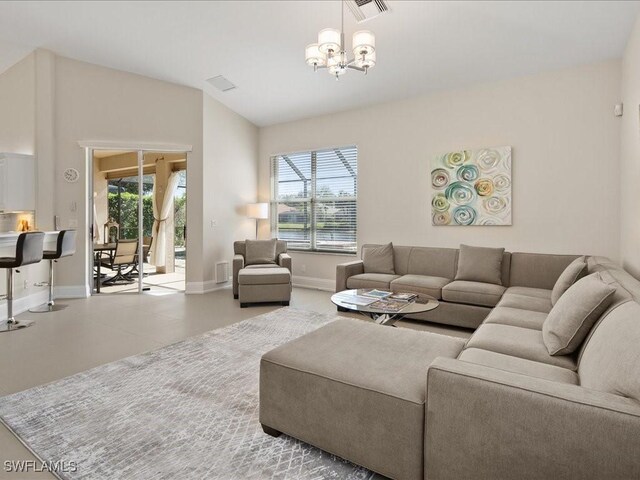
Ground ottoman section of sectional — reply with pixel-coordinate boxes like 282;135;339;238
259;318;465;480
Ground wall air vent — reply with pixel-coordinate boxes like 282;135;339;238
206;75;236;92
215;261;230;284
346;0;390;23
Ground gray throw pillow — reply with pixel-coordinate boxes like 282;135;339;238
363;243;395;274
551;256;588;305
543;273;615;356
245;239;277;265
455;244;505;285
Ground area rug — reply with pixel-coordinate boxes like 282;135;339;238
0;308;380;480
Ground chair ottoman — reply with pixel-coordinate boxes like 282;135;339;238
238;266;291;307
259;319;465;480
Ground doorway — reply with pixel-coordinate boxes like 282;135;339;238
89;148;188;295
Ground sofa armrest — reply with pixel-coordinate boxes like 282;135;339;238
232;254;244;296
335;260;364;292
278;253;292;272
425;357;640;480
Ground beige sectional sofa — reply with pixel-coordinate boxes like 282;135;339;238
260;251;640;479
336;243;580;328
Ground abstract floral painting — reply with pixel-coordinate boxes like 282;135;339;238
431;146;512;226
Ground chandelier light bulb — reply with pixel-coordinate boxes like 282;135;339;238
352;30;375;56
355;51;376;73
318;28;341;54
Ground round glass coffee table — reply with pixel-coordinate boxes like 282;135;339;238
331;289;439;326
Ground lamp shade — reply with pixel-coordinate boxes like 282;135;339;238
305;43;326;66
318;28;341;54
352;30;375;56
246;203;269;219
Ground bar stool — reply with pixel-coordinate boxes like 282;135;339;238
0;231;45;332
30;230;76;313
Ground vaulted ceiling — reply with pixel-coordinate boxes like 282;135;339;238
0;1;638;126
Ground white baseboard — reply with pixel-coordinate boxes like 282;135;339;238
55;285;90;299
0;290;49;321
186;278;232;294
292;275;334;292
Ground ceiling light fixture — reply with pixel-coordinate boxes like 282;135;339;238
305;0;376;80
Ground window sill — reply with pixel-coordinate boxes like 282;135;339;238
287;249;357;257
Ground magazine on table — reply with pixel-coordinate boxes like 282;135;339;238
362;289;392;299
369;300;408;312
334;292;377;306
388;292;418;302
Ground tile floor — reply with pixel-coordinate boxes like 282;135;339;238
0;287;471;479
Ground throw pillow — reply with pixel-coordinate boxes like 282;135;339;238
245;239;277;265
362;243;395;274
542;273;616;356
551;256;588;305
455;244;505;285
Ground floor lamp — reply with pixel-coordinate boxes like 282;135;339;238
246;203;269;239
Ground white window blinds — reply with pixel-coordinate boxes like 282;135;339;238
271;146;357;253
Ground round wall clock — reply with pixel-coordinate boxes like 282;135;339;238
64;168;80;183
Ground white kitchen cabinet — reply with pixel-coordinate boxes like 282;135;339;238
0;153;36;212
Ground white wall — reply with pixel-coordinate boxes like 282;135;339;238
259;61;622;287
0;53;35;154
197;94;259;292
620;16;640;278
51;54;204;293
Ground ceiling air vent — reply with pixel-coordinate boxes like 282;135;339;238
346;0;390;23
206;75;236;92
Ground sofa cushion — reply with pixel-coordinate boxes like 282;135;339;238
504;286;552;300
551;256;588;305
238;267;291;285
509;252;581;290
579;301;640;402
362;242;395;274
406;247;459;279
442;281;506;307
543;273;615;356
465;323;577;370
346;273;400;290
245;239;277;265
455;244;505;285
459;348;579;384
498;293;553;313
390;275;450;300
483;306;547;330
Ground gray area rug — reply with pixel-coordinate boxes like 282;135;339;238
0;308;380;480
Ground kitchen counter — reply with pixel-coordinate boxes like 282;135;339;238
0;231;60;248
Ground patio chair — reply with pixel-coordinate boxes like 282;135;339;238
101;239;139;285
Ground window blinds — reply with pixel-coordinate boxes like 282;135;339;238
271;146;357;253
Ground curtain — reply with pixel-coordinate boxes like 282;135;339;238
150;171;180;267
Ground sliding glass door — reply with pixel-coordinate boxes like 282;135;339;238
88;147;187;295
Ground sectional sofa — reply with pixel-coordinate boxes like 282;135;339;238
336;243;581;328
260;245;640;479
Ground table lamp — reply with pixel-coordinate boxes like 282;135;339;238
246;203;269;239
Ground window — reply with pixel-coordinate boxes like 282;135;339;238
270;146;357;254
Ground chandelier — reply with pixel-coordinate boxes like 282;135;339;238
304;0;376;79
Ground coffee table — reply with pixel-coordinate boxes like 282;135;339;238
331;289;439;326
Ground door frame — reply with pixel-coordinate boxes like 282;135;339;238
79;141;192;295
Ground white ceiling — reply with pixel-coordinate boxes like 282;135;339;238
0;1;638;127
